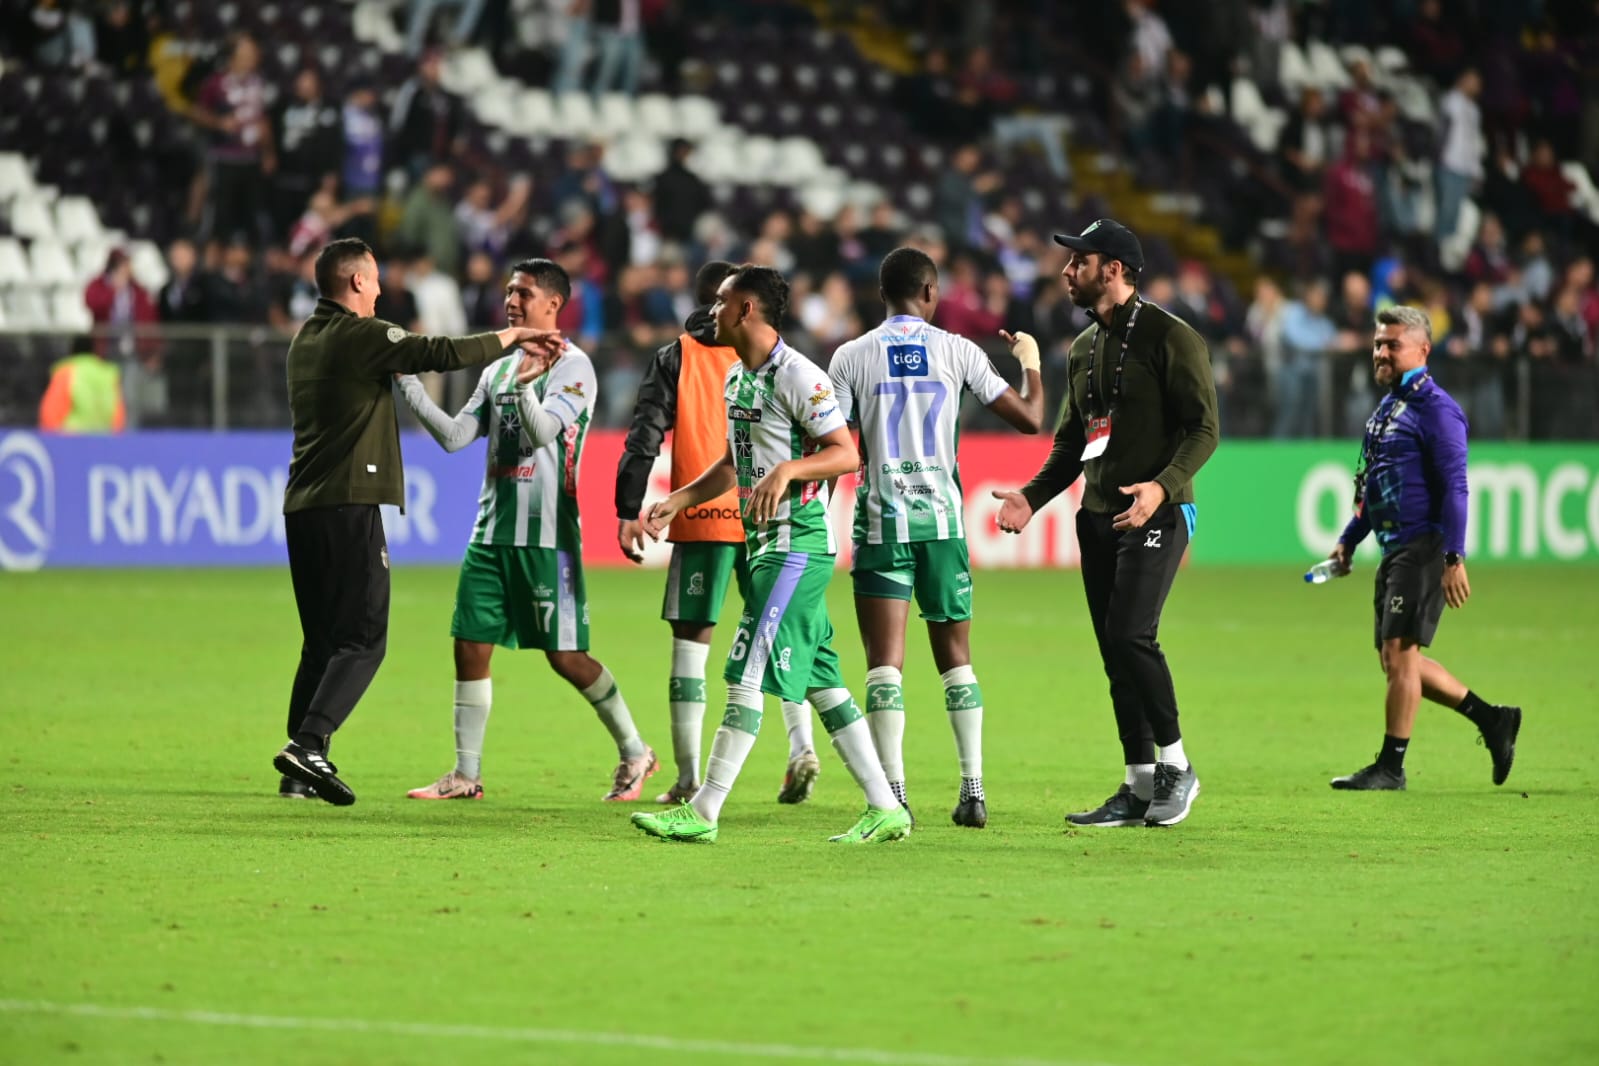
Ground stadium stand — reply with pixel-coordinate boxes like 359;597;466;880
0;0;1594;439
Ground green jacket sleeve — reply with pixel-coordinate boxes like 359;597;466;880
1152;326;1220;502
347;317;507;376
1021;350;1087;512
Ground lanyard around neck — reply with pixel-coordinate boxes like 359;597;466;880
1084;300;1142;417
1353;369;1430;507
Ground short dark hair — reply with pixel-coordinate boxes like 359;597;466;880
878;246;937;303
694;260;736;305
724;264;788;327
509;257;572;308
314;237;374;296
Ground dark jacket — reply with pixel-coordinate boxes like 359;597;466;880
614;306;715;519
283;298;503;514
1023;296;1219;515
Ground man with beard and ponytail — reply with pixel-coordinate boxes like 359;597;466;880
992;219;1219;828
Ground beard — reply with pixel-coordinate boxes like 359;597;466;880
1069;268;1106;309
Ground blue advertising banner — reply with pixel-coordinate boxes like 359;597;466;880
0;430;487;570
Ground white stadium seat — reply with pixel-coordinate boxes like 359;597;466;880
1278;41;1313;93
593;93;636;137
551;92;598;139
674;96;722;140
54;196;104;246
4;285;51;328
50;285;93;331
0;152;35;203
73;240;113;282
8;194;57;241
774;137;826;183
0;236;30;285
1306;41;1350;90
739;135;778;178
128;240;169;292
27;239;78;286
517;88;556;138
634;94;677;138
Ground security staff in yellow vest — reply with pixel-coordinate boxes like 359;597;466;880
616;261;821;806
38;336;126;434
272;237;565;806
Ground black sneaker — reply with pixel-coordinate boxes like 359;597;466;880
278;774;316;799
1477;705;1522;786
951;796;987;829
1065;783;1149;828
1145;763;1201;826
1330;761;1406;791
273;741;355;806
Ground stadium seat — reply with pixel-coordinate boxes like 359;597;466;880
844;181;883;211
687;136;739;183
1278;41;1313;93
605;134;665;184
73;240;112;282
674;96;723;140
8;194;57;241
1306;42;1350;89
593;93;637;138
0;237;29;285
1561;162;1599;223
50;285;93;331
773;137;826;184
0;151;35;204
797;183;845;221
128;240;169;292
634;94;678;138
442;48;500;96
54;196;104;246
740;135;778;178
27;239;77;286
470;85;518;133
4;284;51;328
515;88;556;138
1375;46;1410;75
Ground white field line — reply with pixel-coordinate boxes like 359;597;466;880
0;999;1124;1066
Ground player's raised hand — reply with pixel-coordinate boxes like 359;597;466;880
1000;330;1041;372
992;489;1034;534
641;498;679;541
749;463;793;525
515;345;561;385
618;518;646;564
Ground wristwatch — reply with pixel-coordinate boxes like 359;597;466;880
1444;551;1462;567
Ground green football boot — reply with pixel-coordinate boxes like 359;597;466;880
631;801;718;843
828;805;912;844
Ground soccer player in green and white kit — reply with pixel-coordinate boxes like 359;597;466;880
396;259;658;803
630;265;910;844
828;247;1044;828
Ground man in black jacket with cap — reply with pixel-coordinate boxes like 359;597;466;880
993;219;1220;828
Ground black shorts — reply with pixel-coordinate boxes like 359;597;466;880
1372;532;1445;649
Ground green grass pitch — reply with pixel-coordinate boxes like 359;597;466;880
2;564;1596;1066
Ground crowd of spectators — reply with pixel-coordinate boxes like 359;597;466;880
4;0;1596;439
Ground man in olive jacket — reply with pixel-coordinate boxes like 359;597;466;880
274;237;564;805
994;220;1219;829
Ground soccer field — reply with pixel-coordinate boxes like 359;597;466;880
2;564;1596;1066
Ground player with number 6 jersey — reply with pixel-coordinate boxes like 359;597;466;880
395;259;658;806
828;247;1045;829
630;265;910;845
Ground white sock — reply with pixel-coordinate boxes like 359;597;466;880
864;665;905;784
813;687;898;810
668;638;711;785
781;700;814;758
941;664;983;780
1126;763;1156;801
452;678;492;780
692;683;762;823
1158;739;1188;771
581;666;646;760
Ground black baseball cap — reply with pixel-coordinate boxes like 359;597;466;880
1052;218;1144;272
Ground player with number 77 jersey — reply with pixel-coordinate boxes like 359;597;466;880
827;246;1045;830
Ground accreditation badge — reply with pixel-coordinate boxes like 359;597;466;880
1081;414;1112;460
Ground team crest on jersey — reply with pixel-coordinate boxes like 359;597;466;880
687;571;705;596
533;584;554;598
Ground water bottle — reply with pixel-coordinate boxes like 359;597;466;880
1304;559;1345;584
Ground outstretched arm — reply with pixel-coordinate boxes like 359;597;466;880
395;370;489;453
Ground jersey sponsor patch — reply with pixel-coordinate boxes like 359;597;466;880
729;405;763;422
887;343;928;378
